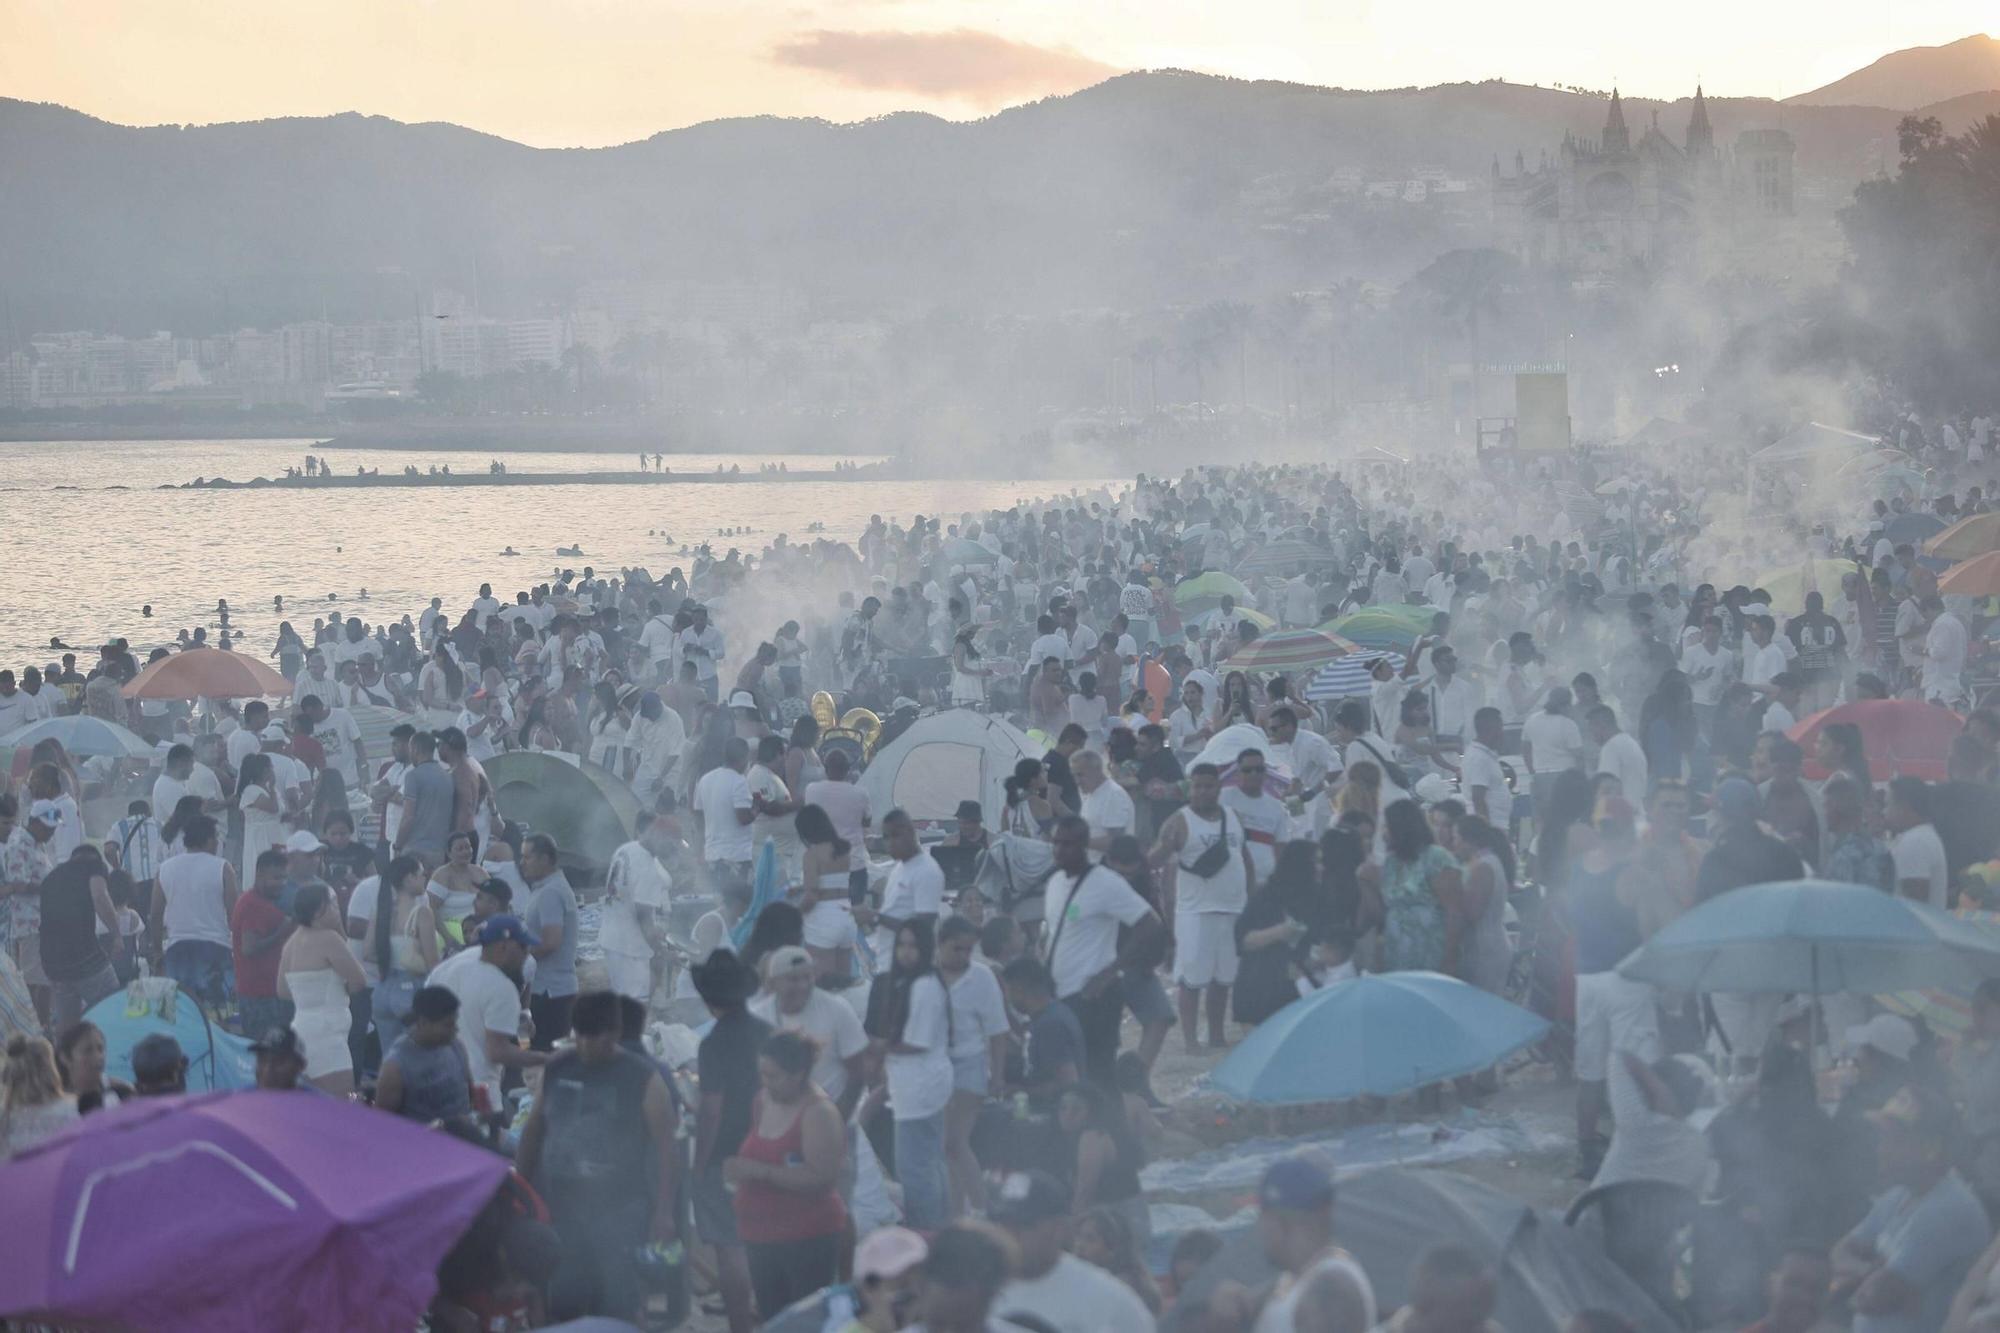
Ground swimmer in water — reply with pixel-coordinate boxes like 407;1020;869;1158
141;605;152;617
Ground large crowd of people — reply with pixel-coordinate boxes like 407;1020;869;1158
8;440;2000;1333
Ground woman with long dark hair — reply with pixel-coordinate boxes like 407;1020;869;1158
1234;841;1316;1026
1443;813;1515;995
1216;671;1258;729
794;803;855;979
863;922;952;1230
1372;799;1463;974
371;854;437;1058
1815;721;1872;793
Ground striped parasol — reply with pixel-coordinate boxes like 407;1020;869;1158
1172;571;1253;612
1306;651;1404;701
1235;540;1336;577
1222;628;1358;673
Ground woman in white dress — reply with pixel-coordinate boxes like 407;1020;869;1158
277;884;368;1095
236;753;285;881
950;625;992;707
370;854;438;1058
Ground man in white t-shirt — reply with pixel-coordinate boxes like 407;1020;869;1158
1219;747;1287;882
1589;705;1649;804
153;744;226;819
301;695;366;790
803;749;871;897
1043;816;1162;1083
290;651;337;707
749;946;867;1113
1741;615;1787;691
1888;778;1950;908
1459;708;1513;833
225;701;272;778
691;737;756;888
425;915;547;1111
1074;750;1135;853
1239;1156;1377;1333
992;1169;1155;1333
878;809;945;935
676;605;727;701
599;817;673;1001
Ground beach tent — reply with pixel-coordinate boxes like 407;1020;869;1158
858;709;1039;832
1164;1167;1676;1333
84;978;254;1094
1745;423;1880;507
484;750;642;876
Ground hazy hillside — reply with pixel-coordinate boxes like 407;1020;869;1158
0;67;1971;334
1788;33;2000;109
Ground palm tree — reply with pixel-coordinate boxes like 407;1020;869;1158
1130;336;1165;414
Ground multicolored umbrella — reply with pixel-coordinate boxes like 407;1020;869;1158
1325;604;1433;652
1172;571;1252;611
1789;698;1965;781
1212;972;1549;1104
1234;540;1336;577
0;714;155;758
1306;651;1405;701
0;1090;508;1333
1939;551;2000;597
1926;512;2000;562
121;648;292;701
1223;628;1358;674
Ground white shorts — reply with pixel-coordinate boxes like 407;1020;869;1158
1174;910;1239;988
603;952;654;1003
1574;970;1660;1082
803;901;857;951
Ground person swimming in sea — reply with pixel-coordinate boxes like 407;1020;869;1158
500;546;519;556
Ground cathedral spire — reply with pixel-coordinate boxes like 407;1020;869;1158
1686;83;1713;158
1602;86;1630;153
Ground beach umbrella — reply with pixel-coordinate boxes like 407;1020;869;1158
1325;604;1433;652
1617;879;2000;995
1747;558;1860;617
1183;605;1275;634
0;715;154;759
0;1090;508;1333
1192;723;1293;797
1939;551;2000;597
1172;571;1252;611
1211;972;1549;1105
484;750;642;872
939;537;999;567
1306;651;1404;701
1926;512;2000;562
1788;698;1964;781
1234;540;1335;577
121;648;292;701
1223;628;1359;674
1884;511;1947;544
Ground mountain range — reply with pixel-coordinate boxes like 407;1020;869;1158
3;35;1995;335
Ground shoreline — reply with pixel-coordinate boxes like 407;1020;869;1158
160;466;882;490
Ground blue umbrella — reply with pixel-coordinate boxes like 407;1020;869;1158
939;537;1000;567
1211;972;1549;1105
1617;879;2000;995
1306;651;1404;701
1;714;155;759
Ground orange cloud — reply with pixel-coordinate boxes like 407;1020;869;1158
772;27;1118;105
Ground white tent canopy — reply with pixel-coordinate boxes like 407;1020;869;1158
859;710;1041;830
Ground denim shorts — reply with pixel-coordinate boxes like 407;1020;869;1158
951;1051;989;1096
1122;969;1175;1026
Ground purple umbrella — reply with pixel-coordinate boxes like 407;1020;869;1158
0;1090;509;1333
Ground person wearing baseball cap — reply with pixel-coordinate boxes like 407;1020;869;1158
1833;1083;1991;1333
836;1226;927;1332
424;913;548;1115
1202;1155;1375;1333
990;1168;1153;1333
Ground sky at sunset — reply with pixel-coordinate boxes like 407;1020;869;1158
1;0;1991;148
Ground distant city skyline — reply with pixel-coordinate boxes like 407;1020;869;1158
0;0;1989;149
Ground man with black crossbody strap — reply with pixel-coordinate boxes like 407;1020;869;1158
1042;815;1163;1085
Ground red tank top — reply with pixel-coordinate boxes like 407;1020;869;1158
731;1093;847;1244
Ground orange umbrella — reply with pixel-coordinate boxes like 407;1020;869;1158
1938;551;2000;598
1927;512;2000;562
121;648;294;701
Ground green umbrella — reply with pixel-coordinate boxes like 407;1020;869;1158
484;751;642;877
1325;604;1434;652
1173;571;1253;611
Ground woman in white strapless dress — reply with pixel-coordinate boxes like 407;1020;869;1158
793;806;857;982
278;884;368;1095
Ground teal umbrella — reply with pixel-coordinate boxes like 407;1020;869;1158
1;715;154;759
484;751;641;874
1617;879;2000;995
1211;972;1549;1105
